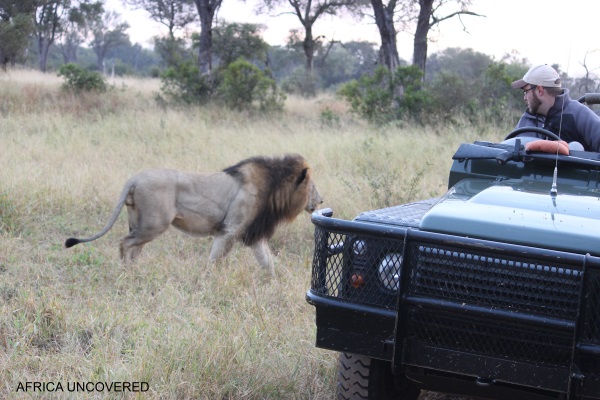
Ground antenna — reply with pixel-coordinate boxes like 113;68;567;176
550;52;571;197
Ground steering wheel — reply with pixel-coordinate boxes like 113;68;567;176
504;126;562;141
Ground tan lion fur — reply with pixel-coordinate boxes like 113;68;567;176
65;154;323;275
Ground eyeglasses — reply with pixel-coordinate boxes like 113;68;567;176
523;85;537;94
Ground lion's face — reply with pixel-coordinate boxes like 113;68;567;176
305;180;323;212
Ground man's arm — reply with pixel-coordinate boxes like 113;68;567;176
575;104;600;152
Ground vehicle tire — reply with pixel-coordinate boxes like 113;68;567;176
337;352;421;400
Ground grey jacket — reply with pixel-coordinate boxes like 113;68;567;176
516;88;600;152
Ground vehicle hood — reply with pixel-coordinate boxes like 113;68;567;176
419;178;600;255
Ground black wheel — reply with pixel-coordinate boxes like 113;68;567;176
504;126;562;141
337;352;421;400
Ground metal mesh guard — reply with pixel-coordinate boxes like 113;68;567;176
407;242;582;318
310;227;404;309
311;225;583;319
408;309;573;366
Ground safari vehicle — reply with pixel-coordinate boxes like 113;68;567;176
306;94;600;400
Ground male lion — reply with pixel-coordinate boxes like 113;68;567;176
65;154;323;275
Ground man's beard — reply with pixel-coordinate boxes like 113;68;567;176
527;92;542;114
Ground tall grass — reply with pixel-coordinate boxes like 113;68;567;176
0;69;507;399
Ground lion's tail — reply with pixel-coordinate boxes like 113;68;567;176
64;181;133;248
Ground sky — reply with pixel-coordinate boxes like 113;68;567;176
105;0;600;78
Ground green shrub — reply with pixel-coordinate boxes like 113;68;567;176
339;66;397;125
320;107;341;127
217;57;285;112
339;65;433;125
57;63;107;92
159;60;214;105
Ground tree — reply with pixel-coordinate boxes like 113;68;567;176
88;10;130;72
266;43;305;81
412;0;483;75
259;0;355;72
318;40;378;87
576;50;600;95
217;57;285;112
212;22;269;69
192;0;223;75
123;0;197;68
59;0;103;63
34;0;70;72
0;0;36;68
123;0;197;40
369;0;401;71
426;47;492;81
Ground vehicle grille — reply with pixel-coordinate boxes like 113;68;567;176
310;220;600;380
583;271;600;343
407;309;573;366
311;226;583;319
406;241;582;318
310;227;404;309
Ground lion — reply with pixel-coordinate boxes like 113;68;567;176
64;154;323;275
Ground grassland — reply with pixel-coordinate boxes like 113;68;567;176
0;68;510;399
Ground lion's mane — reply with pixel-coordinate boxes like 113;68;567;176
223;153;311;245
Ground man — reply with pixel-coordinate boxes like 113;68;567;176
511;64;600;152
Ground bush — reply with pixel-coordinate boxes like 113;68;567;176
159;60;214;105
57;63;107;92
217;57;285;112
339;65;433;125
338;66;398;125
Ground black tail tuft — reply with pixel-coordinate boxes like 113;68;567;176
65;238;80;248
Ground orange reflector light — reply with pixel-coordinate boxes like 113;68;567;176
350;273;365;289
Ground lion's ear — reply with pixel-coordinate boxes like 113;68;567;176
296;168;308;185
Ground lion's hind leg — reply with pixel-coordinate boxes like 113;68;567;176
119;209;173;264
251;240;275;277
209;234;235;264
119;234;149;263
119;238;146;263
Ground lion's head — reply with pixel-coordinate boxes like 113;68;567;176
305;179;323;212
224;153;323;245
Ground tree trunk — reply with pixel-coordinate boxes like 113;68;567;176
303;26;314;72
61;41;78;64
193;0;222;76
37;36;52;72
413;0;432;75
197;14;212;75
370;0;400;71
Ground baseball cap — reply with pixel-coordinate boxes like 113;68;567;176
511;64;562;89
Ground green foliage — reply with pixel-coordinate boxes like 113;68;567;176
217;57;285;112
320;107;341;128
393;65;432;117
317;41;378;89
159;60;213;104
339;65;430;125
154;36;191;68
0;12;34;67
426;47;493;81
158;57;285;112
339;66;396;124
280;68;319;97
57;63;107;92
212;22;269;68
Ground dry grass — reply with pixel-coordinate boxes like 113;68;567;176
0;69;506;399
